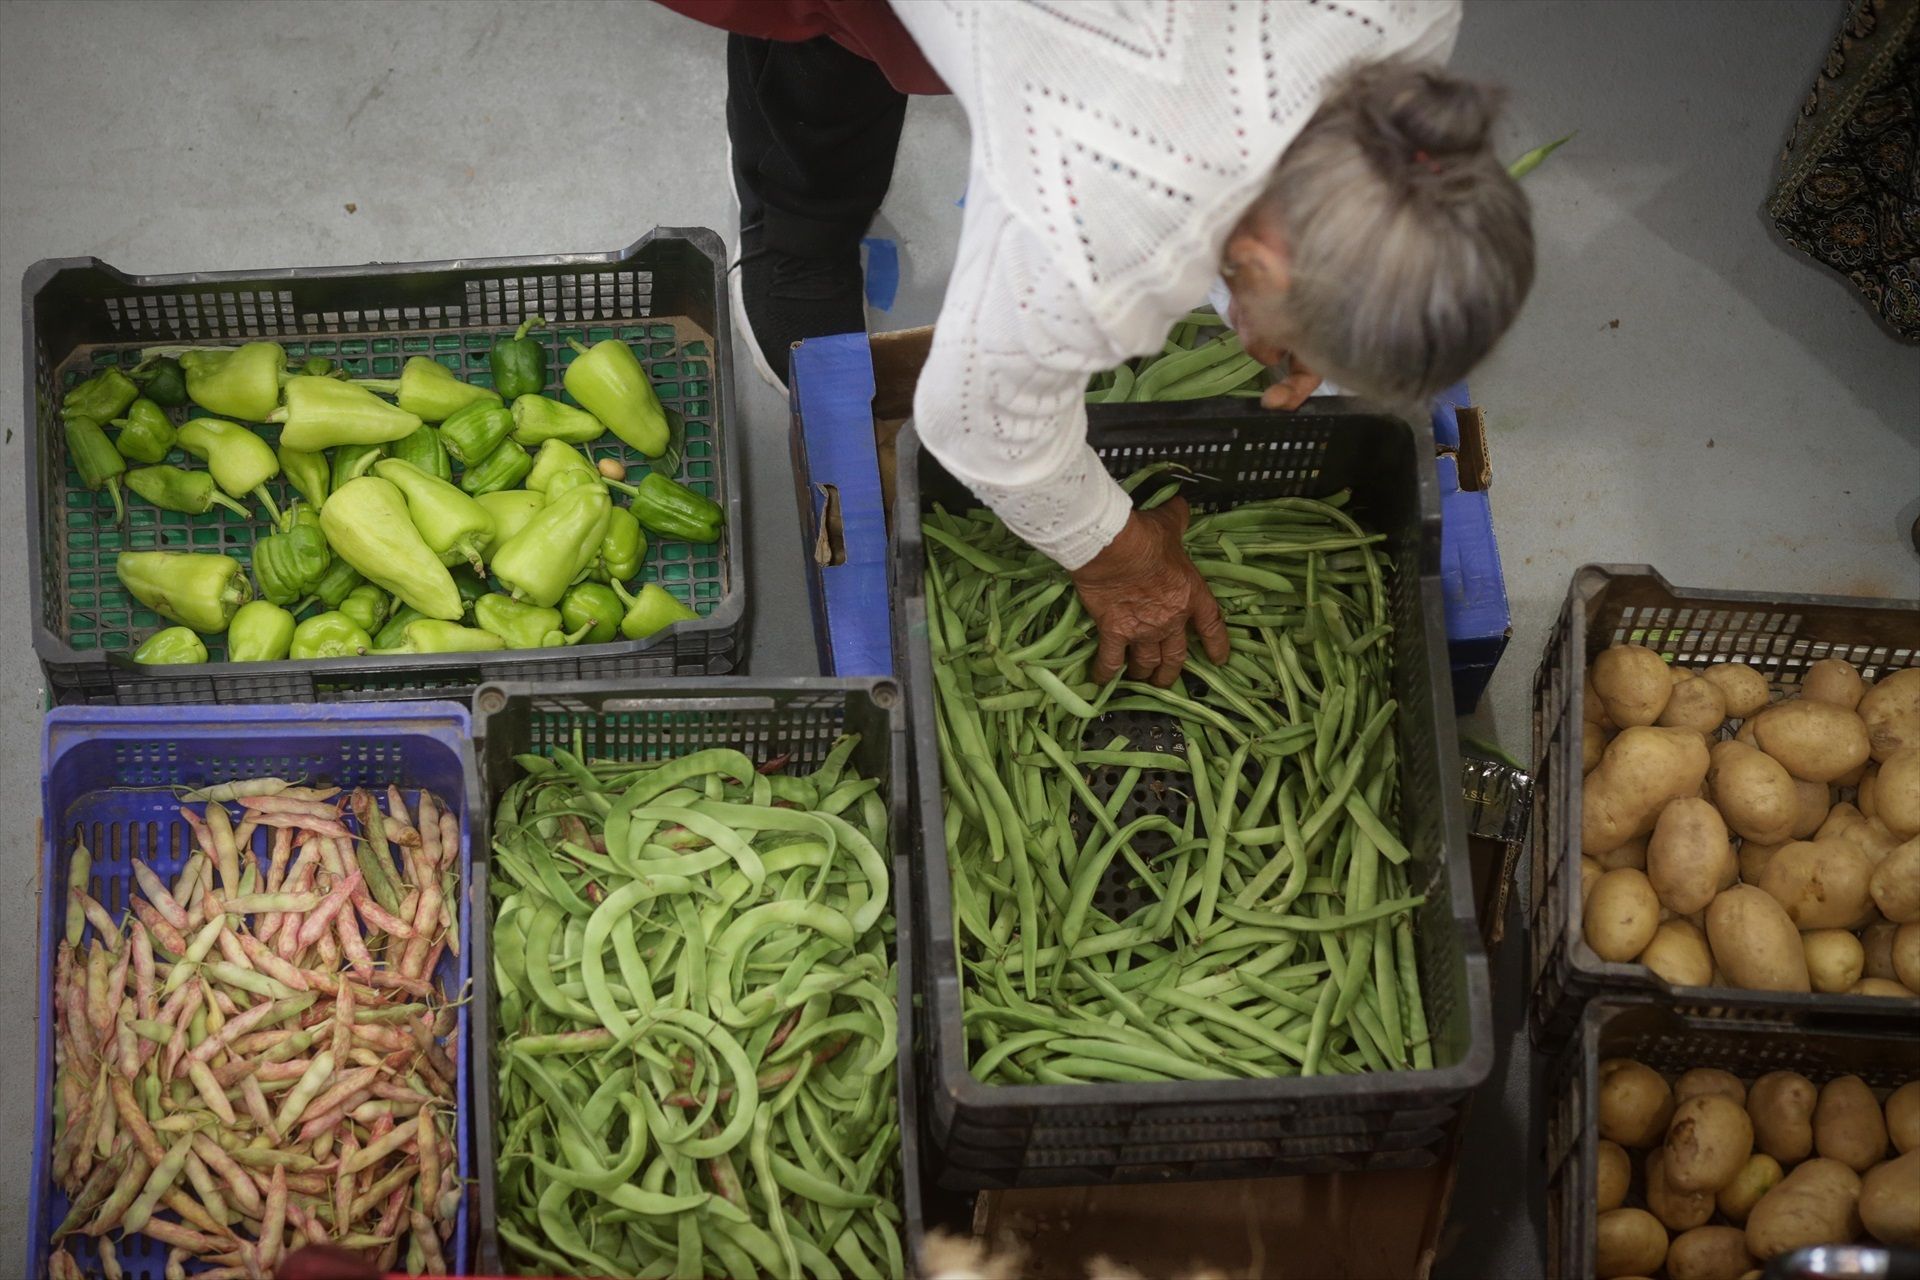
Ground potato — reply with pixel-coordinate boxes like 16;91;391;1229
1593;835;1650;872
1716;1153;1783;1225
1666;1225;1754;1280
1649;799;1735;914
1859;1149;1920;1247
1581;854;1605;906
1735;718;1758;747
1640;919;1714;987
1838;758;1870;789
1840;815;1902;865
1802;657;1864;710
1885;1081;1920;1154
1789;777;1831;839
1585;727;1712;855
1877;748;1920;840
1748;1071;1818;1162
1599;1057;1676;1148
1859;765;1880;818
1894;921;1920;990
1666;1094;1755;1192
1675;1068;1747;1107
1818;801;1866;842
1849;977;1916;997
1597;1138;1631;1212
1814;1074;1888;1171
1707;887;1812;992
1647;1146;1717;1229
1752;699;1872;783
1802;929;1865;993
1744;1158;1862;1260
1738;839;1785;886
1709;741;1799;845
1594;645;1675;728
1755;840;1874;930
1863;921;1900;979
1585;673;1612;727
1859;668;1920;762
1661;676;1728;735
1583;720;1609;773
1869;836;1920;923
1597;1206;1669;1279
1703;662;1771;719
1585;868;1662;962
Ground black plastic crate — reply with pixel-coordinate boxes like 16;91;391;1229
467;677;957;1275
24;230;745;705
1543;999;1920;1280
891;402;1491;1189
1527;565;1920;1049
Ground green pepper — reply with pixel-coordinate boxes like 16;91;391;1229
611;581;698;640
439;400;515;466
226;601;296;662
476;489;545;552
391;425;451;482
458;440;533;496
305;557;364;612
132;626;208;665
474;594;591;649
372;604;424;650
64;416;127;522
525;439;599;494
63;368;140;425
593;505;646;582
490;315;548;401
269;376;422;452
354;356;500;422
277;444;331;510
338;583;390;635
156;342;288;421
130;356;188;409
564;337;668;456
318;476;464;620
330;442;386;492
108;398;177;464
489;483;611;609
379;619;506;654
290;611;373;660
253;504;332;606
450;566;489;617
299;356;337;378
508;394;602;446
560;582;623;646
371;458;493;574
176;418;283;526
115;551;250;633
125;465;250;518
631;471;722;544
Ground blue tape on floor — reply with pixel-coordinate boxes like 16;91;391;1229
861;237;900;312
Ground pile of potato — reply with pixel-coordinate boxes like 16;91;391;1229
1578;649;1920;996
1592;1057;1918;1278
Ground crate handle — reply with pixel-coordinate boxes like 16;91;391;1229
596;696;779;714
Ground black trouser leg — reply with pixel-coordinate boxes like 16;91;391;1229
726;33;908;259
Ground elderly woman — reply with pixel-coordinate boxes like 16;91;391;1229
664;0;1534;685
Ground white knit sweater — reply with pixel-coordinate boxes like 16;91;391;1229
892;0;1461;568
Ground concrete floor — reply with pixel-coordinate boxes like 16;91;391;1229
2;0;1915;1274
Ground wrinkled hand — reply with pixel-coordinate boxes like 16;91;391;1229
1072;497;1230;688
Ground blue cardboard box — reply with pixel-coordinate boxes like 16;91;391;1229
789;333;1510;711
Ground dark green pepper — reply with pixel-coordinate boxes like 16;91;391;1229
304;555;364;612
450;567;489;617
561;582;623;646
109;398;177;464
373;604;424;650
475;593;590;649
227;601;296;662
631;472;722;544
253;504;331;606
490;315;548;401
125;465;250;518
391;425;452;482
458;440;533;496
611;581;698;640
63;368;140;425
290;611;373;660
130;357;188;409
278;444;331;511
338;583;390;635
65;416;127;522
330;442;386;493
594;506;646;582
132;626;208;665
439;401;515;466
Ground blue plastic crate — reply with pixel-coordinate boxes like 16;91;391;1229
30;703;479;1280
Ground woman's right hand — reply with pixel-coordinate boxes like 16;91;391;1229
1070;497;1231;688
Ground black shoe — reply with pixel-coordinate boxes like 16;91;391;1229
732;221;866;392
